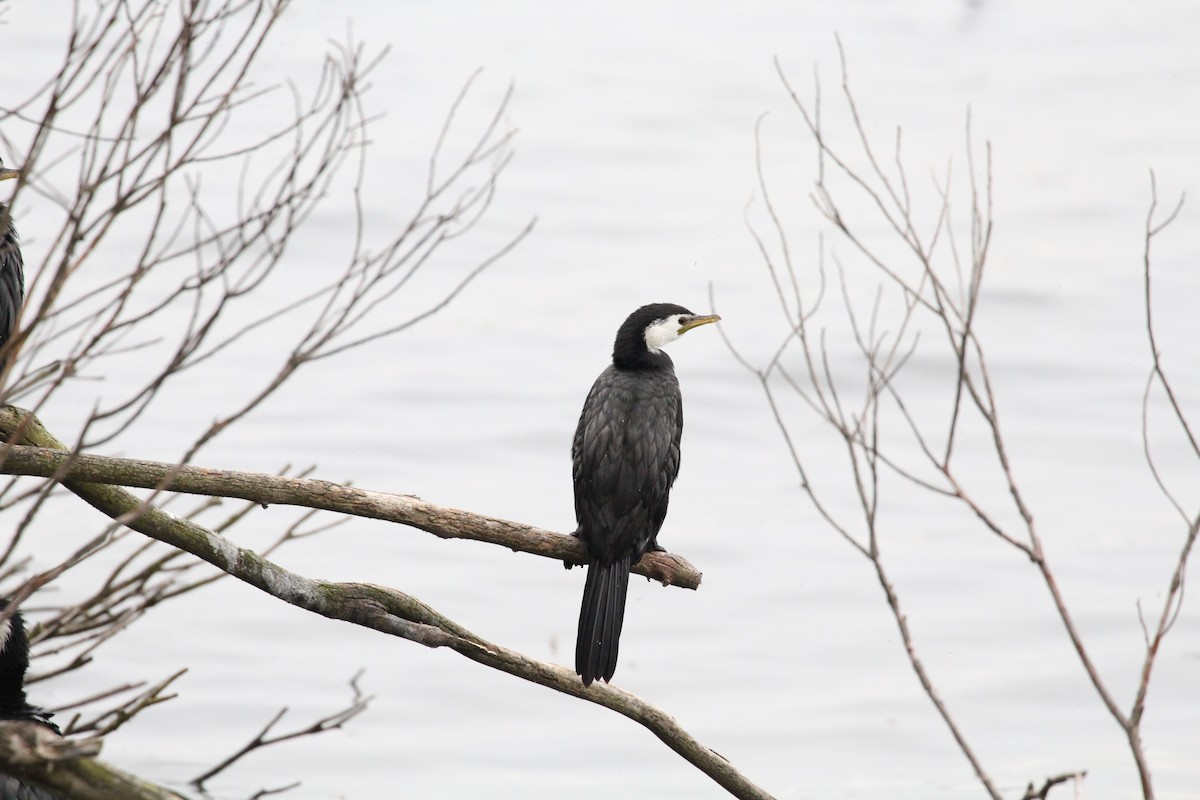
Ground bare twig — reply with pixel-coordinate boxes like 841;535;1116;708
0;0;531;790
1122;174;1198;800
736;53;1005;799
729;44;1189;799
1021;771;1087;800
191;671;372;791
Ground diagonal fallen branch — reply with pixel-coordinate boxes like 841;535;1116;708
0;408;764;798
0;407;700;589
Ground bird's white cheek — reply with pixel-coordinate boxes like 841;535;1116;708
643;320;680;353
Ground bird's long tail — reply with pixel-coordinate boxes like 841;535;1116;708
576;556;631;686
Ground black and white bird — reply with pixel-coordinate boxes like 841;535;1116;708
0;602;56;733
0;159;25;374
572;303;720;686
0;600;62;800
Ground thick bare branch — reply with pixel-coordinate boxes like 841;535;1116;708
0;415;765;800
0;407;701;590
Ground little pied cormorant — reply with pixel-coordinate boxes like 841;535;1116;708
0;600;63;800
572;303;720;686
0;159;24;374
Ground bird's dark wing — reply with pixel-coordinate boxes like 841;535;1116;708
572;364;682;564
0;213;24;354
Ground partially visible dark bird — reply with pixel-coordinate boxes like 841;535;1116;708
0;599;63;800
0;159;25;374
0;601;57;733
572;303;720;686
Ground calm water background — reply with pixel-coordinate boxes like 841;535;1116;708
3;1;1200;798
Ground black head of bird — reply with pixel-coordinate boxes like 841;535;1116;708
610;303;722;370
572;303;719;686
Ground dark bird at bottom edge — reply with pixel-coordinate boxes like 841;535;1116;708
571;303;720;686
0;599;63;800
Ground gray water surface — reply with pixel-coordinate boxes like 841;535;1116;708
3;1;1200;798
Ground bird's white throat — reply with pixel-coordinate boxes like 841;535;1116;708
643;314;685;353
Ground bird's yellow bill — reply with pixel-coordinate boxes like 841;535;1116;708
0;168;19;182
679;314;721;334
